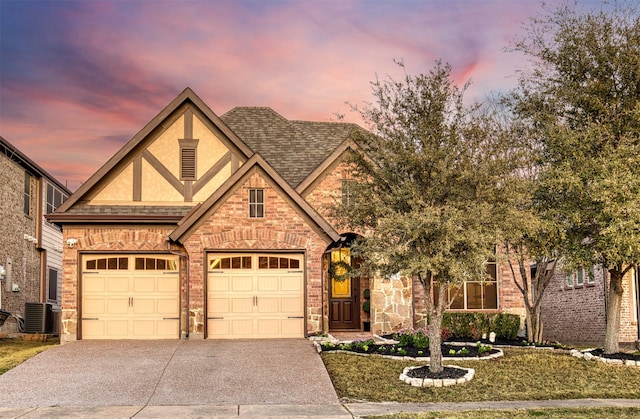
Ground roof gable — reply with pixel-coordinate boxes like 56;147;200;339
55;88;254;215
170;154;340;244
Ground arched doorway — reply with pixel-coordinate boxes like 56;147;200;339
325;233;364;331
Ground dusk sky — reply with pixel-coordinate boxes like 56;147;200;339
0;0;596;191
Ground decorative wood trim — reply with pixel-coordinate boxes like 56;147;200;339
193;151;232;195
141;150;184;195
184;181;193;202
184;108;193;139
133;155;142;201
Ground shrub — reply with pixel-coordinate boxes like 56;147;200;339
413;329;429;349
492;313;520;340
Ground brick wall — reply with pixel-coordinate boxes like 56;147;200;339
59;226;174;342
183;172;331;336
0;154;40;331
542;265;638;345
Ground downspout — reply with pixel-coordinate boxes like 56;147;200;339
635;266;639;344
36;177;46;303
167;239;189;339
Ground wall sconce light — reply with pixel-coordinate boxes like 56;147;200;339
66;238;78;248
0;265;5;280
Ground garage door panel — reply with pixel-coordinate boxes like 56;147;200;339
281;319;304;336
281;276;302;291
232;298;254;313
207;253;304;339
257;276;279;291
84;277;106;292
132;299;155;315
157;298;179;314
157;275;179;292
107;298;129;314
107;277;129;292
81;254;179;340
211;276;231;291
231;276;253;292
208;320;230;337
209;298;230;314
256;297;279;313
231;319;253;336
280;297;303;314
133;277;155;293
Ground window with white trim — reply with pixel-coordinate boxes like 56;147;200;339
249;188;264;218
437;261;498;310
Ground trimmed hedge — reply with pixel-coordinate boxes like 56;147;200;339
442;312;521;341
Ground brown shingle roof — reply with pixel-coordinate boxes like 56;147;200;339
221;107;358;187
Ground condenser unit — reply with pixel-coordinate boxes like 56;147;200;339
24;302;53;334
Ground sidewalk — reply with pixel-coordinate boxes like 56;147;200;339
2;399;640;418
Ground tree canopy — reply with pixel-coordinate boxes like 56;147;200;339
509;0;640;353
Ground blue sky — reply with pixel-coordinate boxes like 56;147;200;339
0;0;595;190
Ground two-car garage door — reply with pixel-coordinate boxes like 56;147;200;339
80;253;305;340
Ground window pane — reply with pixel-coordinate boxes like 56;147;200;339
269;257;279;269
146;258;155;270
48;269;58;301
86;260;96;270
577;268;584;285
290;259;300;269
97;258;107;270
231;257;241;269
108;258;118;270
242;256;252;269
483;283;498;309
157;259;166;270
135;258;145;270
119;258;128;270
221;258;230;269
279;258;289;269
210;258;221;270
259;257;268;269
467;282;483;309
486;263;497;281
449;285;464;309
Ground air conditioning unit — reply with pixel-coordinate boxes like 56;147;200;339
24;302;53;334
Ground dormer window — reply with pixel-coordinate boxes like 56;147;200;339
249;189;264;218
179;139;198;180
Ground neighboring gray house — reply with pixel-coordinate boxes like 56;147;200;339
0;136;70;333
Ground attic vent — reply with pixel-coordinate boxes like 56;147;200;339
179;139;199;180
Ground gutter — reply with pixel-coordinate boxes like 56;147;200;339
167;239;189;339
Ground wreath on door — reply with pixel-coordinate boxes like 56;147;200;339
329;260;353;282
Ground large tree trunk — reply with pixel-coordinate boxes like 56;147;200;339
604;268;624;354
419;272;446;373
428;310;443;373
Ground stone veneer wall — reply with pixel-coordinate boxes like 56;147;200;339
370;275;413;335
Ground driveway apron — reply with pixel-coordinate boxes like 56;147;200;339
0;339;339;408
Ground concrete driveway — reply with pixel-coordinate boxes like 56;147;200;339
0;339;339;408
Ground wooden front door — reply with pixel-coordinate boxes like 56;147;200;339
328;249;360;330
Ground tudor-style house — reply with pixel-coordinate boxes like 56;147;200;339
0;136;70;333
48;88;527;342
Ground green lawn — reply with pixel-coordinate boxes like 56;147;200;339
322;348;640;403
0;338;58;375
367;407;640;419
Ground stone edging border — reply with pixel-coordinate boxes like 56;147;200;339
312;340;504;362
571;349;640;367
399;365;474;387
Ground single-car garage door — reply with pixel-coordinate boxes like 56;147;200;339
81;254;180;339
207;253;304;339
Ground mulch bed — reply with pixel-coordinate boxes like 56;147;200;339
322;343;498;358
406;365;468;380
588;349;640;362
